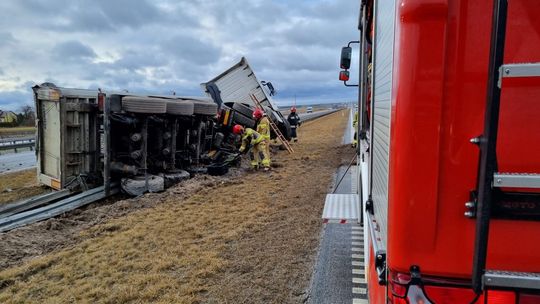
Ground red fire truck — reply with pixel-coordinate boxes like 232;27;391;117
339;0;540;302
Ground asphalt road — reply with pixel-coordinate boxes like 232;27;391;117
309;108;368;304
0;151;36;174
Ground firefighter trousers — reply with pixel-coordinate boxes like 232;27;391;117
251;141;271;168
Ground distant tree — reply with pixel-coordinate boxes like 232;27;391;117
19;105;36;126
16;113;24;126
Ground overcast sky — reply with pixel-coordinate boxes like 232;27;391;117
0;0;360;111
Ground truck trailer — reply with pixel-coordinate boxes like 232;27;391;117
339;0;540;302
33;57;290;195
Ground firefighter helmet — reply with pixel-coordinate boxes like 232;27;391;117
232;124;244;135
252;108;264;119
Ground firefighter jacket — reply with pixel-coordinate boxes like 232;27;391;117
287;112;301;128
256;116;271;141
239;128;263;152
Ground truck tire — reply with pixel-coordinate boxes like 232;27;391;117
161;170;190;188
121;174;164;196
232;112;256;128
190;100;218;116
213;132;225;148
166;100;194;116
232;102;254;118
122;96;167;114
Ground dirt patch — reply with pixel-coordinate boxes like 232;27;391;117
0;169;50;205
0;110;350;303
0;171;244;270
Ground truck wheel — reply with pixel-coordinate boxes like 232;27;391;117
213;132;225;148
232;102;255;118
161;170;190;188
122;96;167;114
190;100;218;116
232;112;256;128
121;174;164;196
166;100;194;116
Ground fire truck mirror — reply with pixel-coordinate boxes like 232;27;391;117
339;70;350;81
340;46;352;69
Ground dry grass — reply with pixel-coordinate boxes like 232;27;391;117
0;169;49;205
0;127;35;133
0;111;349;303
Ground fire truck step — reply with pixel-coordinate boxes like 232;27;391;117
483;270;540;290
493;172;540;189
498;62;540;87
322;194;359;223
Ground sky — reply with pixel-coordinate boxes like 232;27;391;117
0;0;360;111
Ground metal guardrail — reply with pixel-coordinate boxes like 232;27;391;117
0;183;119;232
298;109;341;122
0;137;35;152
0;189;72;219
0;136;34;144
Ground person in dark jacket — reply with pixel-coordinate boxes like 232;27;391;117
287;107;301;142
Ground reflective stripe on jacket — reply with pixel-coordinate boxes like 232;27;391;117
240;128;263;151
257;116;271;140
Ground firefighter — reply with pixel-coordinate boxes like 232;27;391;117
253;108;270;141
287;107;301;142
233;124;271;171
253;108;271;156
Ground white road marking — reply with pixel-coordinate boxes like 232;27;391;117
351;241;362;246
351;247;362;252
351;226;362;230
352;277;365;284
352;269;365;275
352;287;367;294
351;236;363;240
353;299;368;304
352;261;364;267
352;254;364;259
352;231;363;235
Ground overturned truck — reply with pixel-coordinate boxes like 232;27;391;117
33;57;290;195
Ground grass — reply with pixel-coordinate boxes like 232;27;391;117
0;169;49;205
0;127;35;133
0;111;350;303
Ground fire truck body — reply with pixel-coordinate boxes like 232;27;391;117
349;0;540;302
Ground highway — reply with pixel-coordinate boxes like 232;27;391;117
0;151;36;174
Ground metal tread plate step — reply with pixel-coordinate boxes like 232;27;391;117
322;194;358;223
484;270;540;290
493;172;540;189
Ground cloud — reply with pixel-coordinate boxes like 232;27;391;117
0;0;360;110
162;34;221;65
0;90;33;111
0;32;17;48
51;40;96;62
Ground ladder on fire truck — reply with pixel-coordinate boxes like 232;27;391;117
470;0;540;293
249;93;294;154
